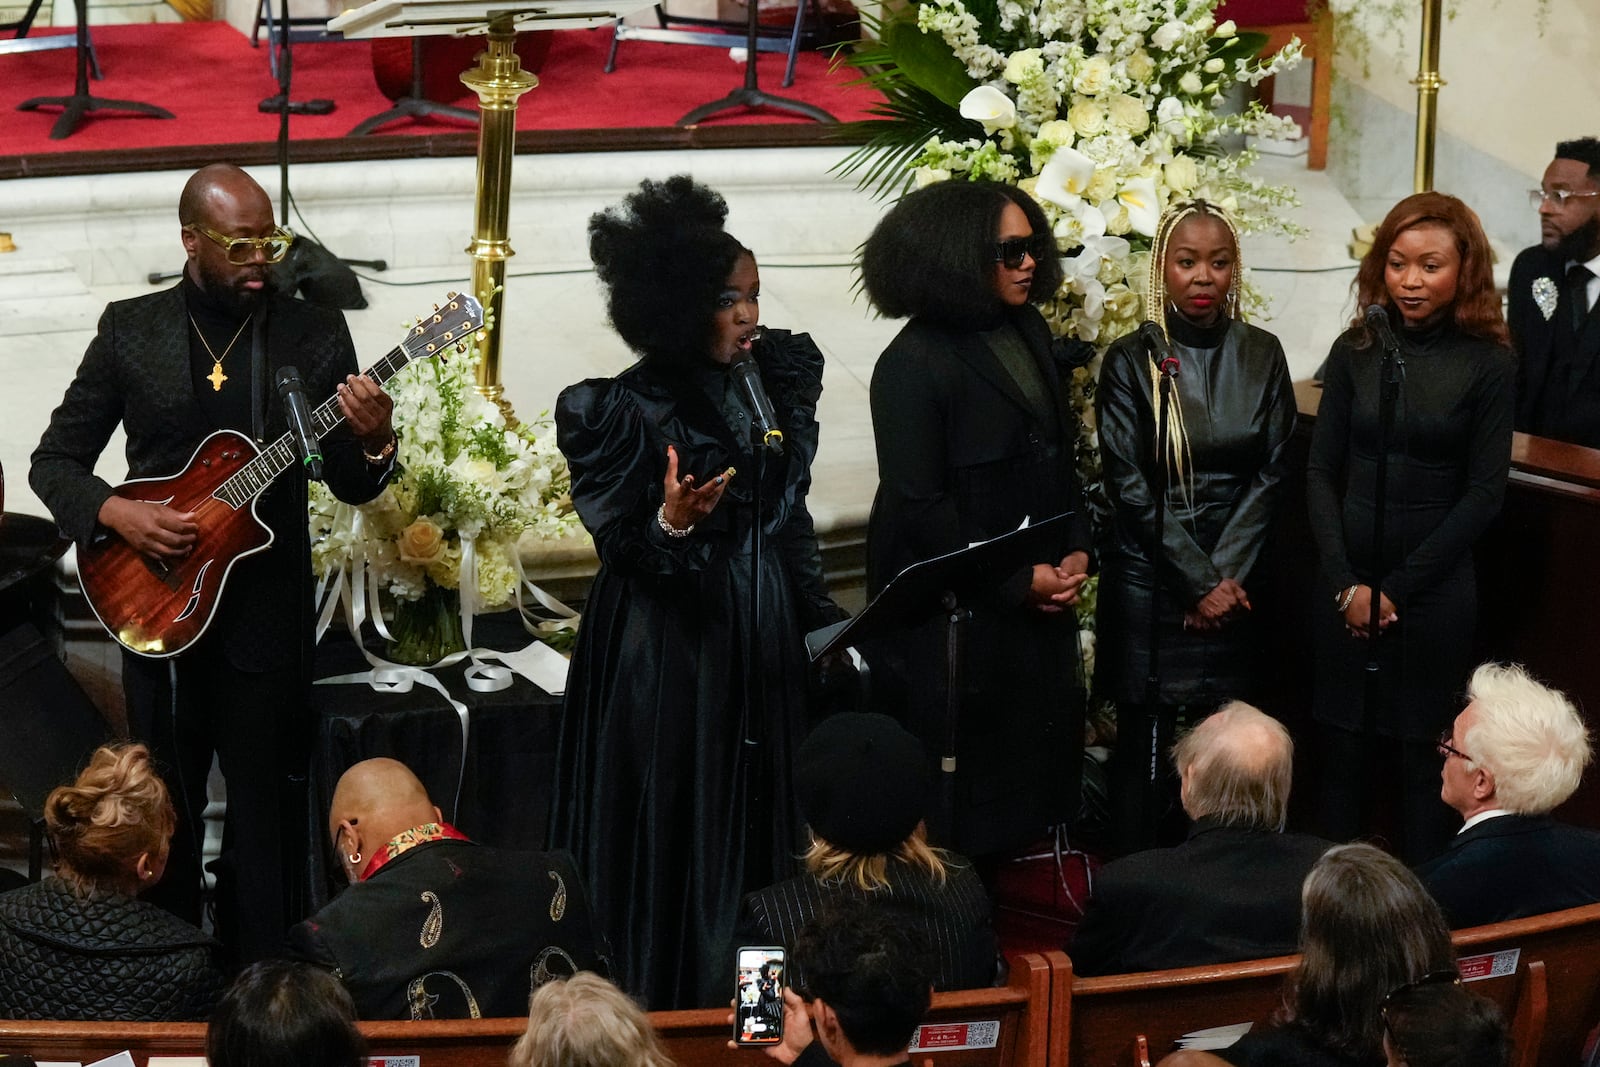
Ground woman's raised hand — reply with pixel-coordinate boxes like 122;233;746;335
660;444;734;532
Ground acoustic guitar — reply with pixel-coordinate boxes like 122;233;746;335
79;293;484;658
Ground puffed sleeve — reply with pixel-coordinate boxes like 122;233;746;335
760;330;847;629
30;304;127;550
1210;330;1298;582
1383;345;1513;603
1304;336;1360;597
555;377;719;577
1096;336;1223;603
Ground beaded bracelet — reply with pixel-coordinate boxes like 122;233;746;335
656;503;693;538
1335;585;1359;613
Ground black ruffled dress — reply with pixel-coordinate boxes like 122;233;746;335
549;329;843;1009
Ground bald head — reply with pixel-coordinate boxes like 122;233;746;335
178;164;271;229
329;758;441;879
1172;701;1293;830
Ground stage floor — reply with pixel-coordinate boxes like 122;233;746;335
1;19;879;177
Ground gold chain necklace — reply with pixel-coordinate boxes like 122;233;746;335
189;312;252;392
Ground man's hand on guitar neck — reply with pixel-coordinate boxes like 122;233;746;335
97;496;198;561
337;373;396;455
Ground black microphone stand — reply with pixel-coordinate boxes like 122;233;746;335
1363;317;1406;715
737;428;770;887
1138;337;1179;844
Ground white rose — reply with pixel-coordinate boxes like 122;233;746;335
1003;48;1044;85
1035;119;1075;147
1150;19;1185;50
1067;98;1106;137
1073;55;1112;96
1179;71;1205;95
1085;167;1119;203
1163;154;1200;195
1204;57;1225;73
913;166;951;188
959;85;1017;130
1214;19;1236;37
1107;94;1150;135
1126;49;1156;82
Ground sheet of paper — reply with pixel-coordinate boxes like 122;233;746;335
85;1053;138;1067
148;1058;209;1067
1175;1022;1254;1050
497;638;570;696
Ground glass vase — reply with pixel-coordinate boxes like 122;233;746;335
386;583;466;666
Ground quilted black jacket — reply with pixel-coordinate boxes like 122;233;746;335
0;876;224;1020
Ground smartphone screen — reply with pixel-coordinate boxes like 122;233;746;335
734;946;787;1046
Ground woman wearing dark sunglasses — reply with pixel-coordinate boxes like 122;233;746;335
858;180;1094;865
1094;199;1297;852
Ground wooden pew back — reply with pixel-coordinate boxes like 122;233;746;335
0;952;1054;1067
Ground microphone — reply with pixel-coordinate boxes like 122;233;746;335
1138;320;1180;378
730;351;784;456
275;366;324;481
1364;303;1402;353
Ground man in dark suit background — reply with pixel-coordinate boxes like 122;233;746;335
1511;136;1600;446
1069;702;1329;976
30;164;398;965
291;758;608;1019
1417;662;1600;928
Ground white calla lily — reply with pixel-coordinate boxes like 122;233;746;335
1035;145;1097;209
959;85;1017;131
1116;177;1162;237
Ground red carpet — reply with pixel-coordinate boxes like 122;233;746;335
2;20;879;159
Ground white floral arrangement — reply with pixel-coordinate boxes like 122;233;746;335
309;342;582;617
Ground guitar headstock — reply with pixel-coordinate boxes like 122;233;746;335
407;292;486;363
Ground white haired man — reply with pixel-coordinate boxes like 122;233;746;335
1069;702;1330;976
1417;663;1600;928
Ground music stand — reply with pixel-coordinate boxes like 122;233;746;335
806;512;1078;842
674;0;833;126
349;38;478;135
17;0;172;140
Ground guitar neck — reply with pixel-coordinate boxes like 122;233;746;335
212;340;421;509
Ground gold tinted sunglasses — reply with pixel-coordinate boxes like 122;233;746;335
187;224;295;265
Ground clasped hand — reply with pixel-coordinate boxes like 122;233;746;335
1028;550;1090;613
1343;584;1399;638
1183;578;1250;632
660;445;735;532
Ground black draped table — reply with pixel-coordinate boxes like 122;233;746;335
308;612;562;907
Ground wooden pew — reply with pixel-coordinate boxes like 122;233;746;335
1055;903;1595;1067
0;951;1054;1067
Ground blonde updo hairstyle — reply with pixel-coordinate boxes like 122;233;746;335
45;743;175;895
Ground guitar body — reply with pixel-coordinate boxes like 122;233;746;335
79;430;274;659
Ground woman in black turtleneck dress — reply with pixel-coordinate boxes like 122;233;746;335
1096;200;1297;851
1306;192;1513;862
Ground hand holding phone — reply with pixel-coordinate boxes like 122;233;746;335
734;946;787;1046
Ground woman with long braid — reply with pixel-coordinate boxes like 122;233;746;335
1095;200;1297;851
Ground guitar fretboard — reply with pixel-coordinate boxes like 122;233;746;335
211;297;478;509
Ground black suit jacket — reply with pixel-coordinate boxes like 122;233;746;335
1509;244;1600;446
289;840;609;1020
1415;813;1600;929
30;283;388;669
736;858;998;993
1069;818;1331;976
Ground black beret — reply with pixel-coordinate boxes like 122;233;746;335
796;713;930;855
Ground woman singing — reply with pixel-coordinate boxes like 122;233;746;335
1306;192;1513;861
1096;200;1297;850
860;180;1094;863
549;176;844;1009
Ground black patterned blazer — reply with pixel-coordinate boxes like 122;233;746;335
30;283;388;669
736;857;999;992
1510;244;1600;446
289;840;610;1020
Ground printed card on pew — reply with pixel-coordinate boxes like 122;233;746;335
1175;1022;1254;1050
148;1059;208;1067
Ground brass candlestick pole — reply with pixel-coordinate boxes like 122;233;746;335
1412;0;1445;193
460;15;537;413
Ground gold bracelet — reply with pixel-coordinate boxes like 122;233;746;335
363;434;397;465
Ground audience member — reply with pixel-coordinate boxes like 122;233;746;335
0;743;222;1021
289;758;607;1019
207;959;365;1067
764;900;934;1067
1417;662;1600;927
1381;973;1509;1067
736;713;997;991
1071;702;1330;975
1512;136;1600;447
1197;843;1456;1067
510;972;672;1067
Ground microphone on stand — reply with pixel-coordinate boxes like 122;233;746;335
275;366;324;481
1139;320;1181;378
730;346;784;456
1364;303;1403;354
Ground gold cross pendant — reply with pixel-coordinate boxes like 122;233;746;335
208;363;228;392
